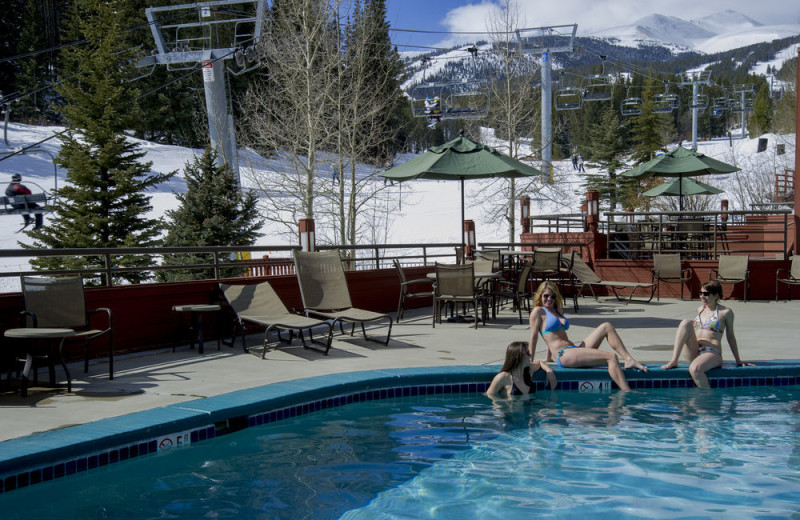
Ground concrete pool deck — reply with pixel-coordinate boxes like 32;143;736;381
1;296;799;443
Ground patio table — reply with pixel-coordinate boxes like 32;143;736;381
5;327;76;396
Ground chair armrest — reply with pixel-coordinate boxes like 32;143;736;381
682;267;693;280
87;307;113;330
18;310;36;328
776;268;791;279
404;278;434;287
709;268;718;280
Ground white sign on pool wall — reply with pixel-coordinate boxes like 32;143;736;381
579;380;612;393
156;431;192;451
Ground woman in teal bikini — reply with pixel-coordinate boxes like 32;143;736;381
661;280;752;388
528;281;647;391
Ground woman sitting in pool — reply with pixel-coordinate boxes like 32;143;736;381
528;281;647;391
486;341;557;398
661;280;752;388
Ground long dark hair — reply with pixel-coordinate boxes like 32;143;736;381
500;341;527;373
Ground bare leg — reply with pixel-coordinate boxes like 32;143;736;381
688;353;722;388
559;348;630;391
662;319;699;370
582;322;647;372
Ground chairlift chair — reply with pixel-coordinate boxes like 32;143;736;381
690;93;709;112
555;87;583;110
581;55;613;102
620;88;642;116
712;96;729;116
443;80;490;119
581;75;613;101
620;97;642;116
653;83;680;114
409;82;450;118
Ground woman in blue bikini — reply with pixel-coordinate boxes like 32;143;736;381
661;280;752;388
528;281;647;391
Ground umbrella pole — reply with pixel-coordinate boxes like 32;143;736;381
461;177;466;254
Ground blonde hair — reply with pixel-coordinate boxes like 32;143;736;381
533;281;564;311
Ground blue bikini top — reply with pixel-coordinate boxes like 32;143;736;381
542;308;569;334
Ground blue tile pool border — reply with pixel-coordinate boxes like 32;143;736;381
2;361;799;495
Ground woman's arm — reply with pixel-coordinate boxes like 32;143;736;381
485;371;511;398
533;360;558;389
723;309;750;365
528;308;545;362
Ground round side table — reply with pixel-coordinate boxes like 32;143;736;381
4;328;76;396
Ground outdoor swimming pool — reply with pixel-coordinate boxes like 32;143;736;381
2;385;799;519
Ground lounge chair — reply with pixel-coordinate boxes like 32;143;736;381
392;259;433;322
292;249;392;344
570;256;656;304
20;275;114;379
709;254;749;302
219;281;333;357
652;253;693;300
776;256;800;301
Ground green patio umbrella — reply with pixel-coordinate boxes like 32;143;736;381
621;146;739;210
642;177;724;197
381;135;543;244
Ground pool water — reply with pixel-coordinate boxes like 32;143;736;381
2;386;800;519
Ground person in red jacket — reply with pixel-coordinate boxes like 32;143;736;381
5;174;43;229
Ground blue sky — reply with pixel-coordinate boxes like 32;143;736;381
384;0;796;52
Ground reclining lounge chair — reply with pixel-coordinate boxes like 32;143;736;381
292;249;392;344
571;256;656;304
220;281;333;357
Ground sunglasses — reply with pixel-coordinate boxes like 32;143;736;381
542;293;556;300
699;291;711;296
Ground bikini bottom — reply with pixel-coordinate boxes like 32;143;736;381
556;345;581;368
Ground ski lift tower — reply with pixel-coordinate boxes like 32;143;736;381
137;0;267;182
515;24;577;181
679;70;712;150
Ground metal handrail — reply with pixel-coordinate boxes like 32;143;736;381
0;243;465;287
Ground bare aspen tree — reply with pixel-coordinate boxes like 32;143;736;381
238;0;339;240
238;0;404;247
323;0;404;248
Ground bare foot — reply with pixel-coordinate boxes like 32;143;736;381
625;358;649;372
661;360;678;370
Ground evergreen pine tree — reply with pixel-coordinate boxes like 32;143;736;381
630;74;672;164
749;83;773;136
160;148;263;281
584;103;636;211
26;0;173;284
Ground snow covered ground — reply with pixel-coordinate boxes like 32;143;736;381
0;122;795;291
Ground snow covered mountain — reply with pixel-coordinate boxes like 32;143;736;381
591;10;800;54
